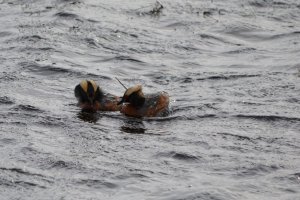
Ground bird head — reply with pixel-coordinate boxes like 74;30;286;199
118;84;145;107
80;80;99;104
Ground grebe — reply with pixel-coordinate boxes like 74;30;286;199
74;80;121;112
118;84;169;117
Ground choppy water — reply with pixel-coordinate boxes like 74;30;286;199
0;0;300;199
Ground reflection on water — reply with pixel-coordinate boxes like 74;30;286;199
77;110;101;123
120;118;146;134
76;106;147;133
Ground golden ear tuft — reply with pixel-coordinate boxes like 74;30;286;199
124;85;142;96
80;80;99;93
89;80;98;92
80;80;88;93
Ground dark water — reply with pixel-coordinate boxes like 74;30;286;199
1;0;300;199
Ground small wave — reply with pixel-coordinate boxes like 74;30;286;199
6;35;45;44
249;0;296;8
112;29;139;39
225;28;300;43
200;33;225;42
0;96;14;105
159;190;235;200
87;18;99;23
98;55;145;63
144;72;170;85
140;115;180;122
39;47;55;51
37;115;67;127
21;35;44;41
174;44;200;52
84;38;98;47
76;179;118;189
54;12;79;19
197;74;259;81
48;160;70;169
256;136;300;150
217;132;254;142
199;33;237;45
0;138;16;145
273;172;300;185
234;114;300;122
167;75;195;84
153;73;258;84
286;98;299;103
248;0;269;8
85;73;111;80
21;146;41;155
237;164;281;177
0;31;12;38
180;77;193;83
0;178;47;189
143;113;217;122
133;1;164;17
20;62;74;76
0;178;14;187
44;158;83;170
0;72;18;82
11;104;43;113
156;151;201;162
63;61;113;79
186;114;217;120
45;6;54;10
293;172;300;178
14;180;47;189
115;173;148;180
224;47;257;54
164;22;188;28
0;120;27;126
267;31;300;40
57;0;81;3
0;167;44;177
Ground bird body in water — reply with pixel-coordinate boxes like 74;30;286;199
118;85;169;118
74;80;121;112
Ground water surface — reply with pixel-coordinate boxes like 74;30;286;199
0;0;300;199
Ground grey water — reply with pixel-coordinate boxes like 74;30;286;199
0;0;300;199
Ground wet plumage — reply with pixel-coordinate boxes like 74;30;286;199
118;85;169;117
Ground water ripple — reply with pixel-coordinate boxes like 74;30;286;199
234;114;300;122
11;104;43;113
0;167;45;177
76;179;118;189
0;96;14;105
197;74;259;81
236;164;281;177
156;151;201;163
54;12;79;19
97;55;145;63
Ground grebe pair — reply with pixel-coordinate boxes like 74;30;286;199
74;80;169;117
